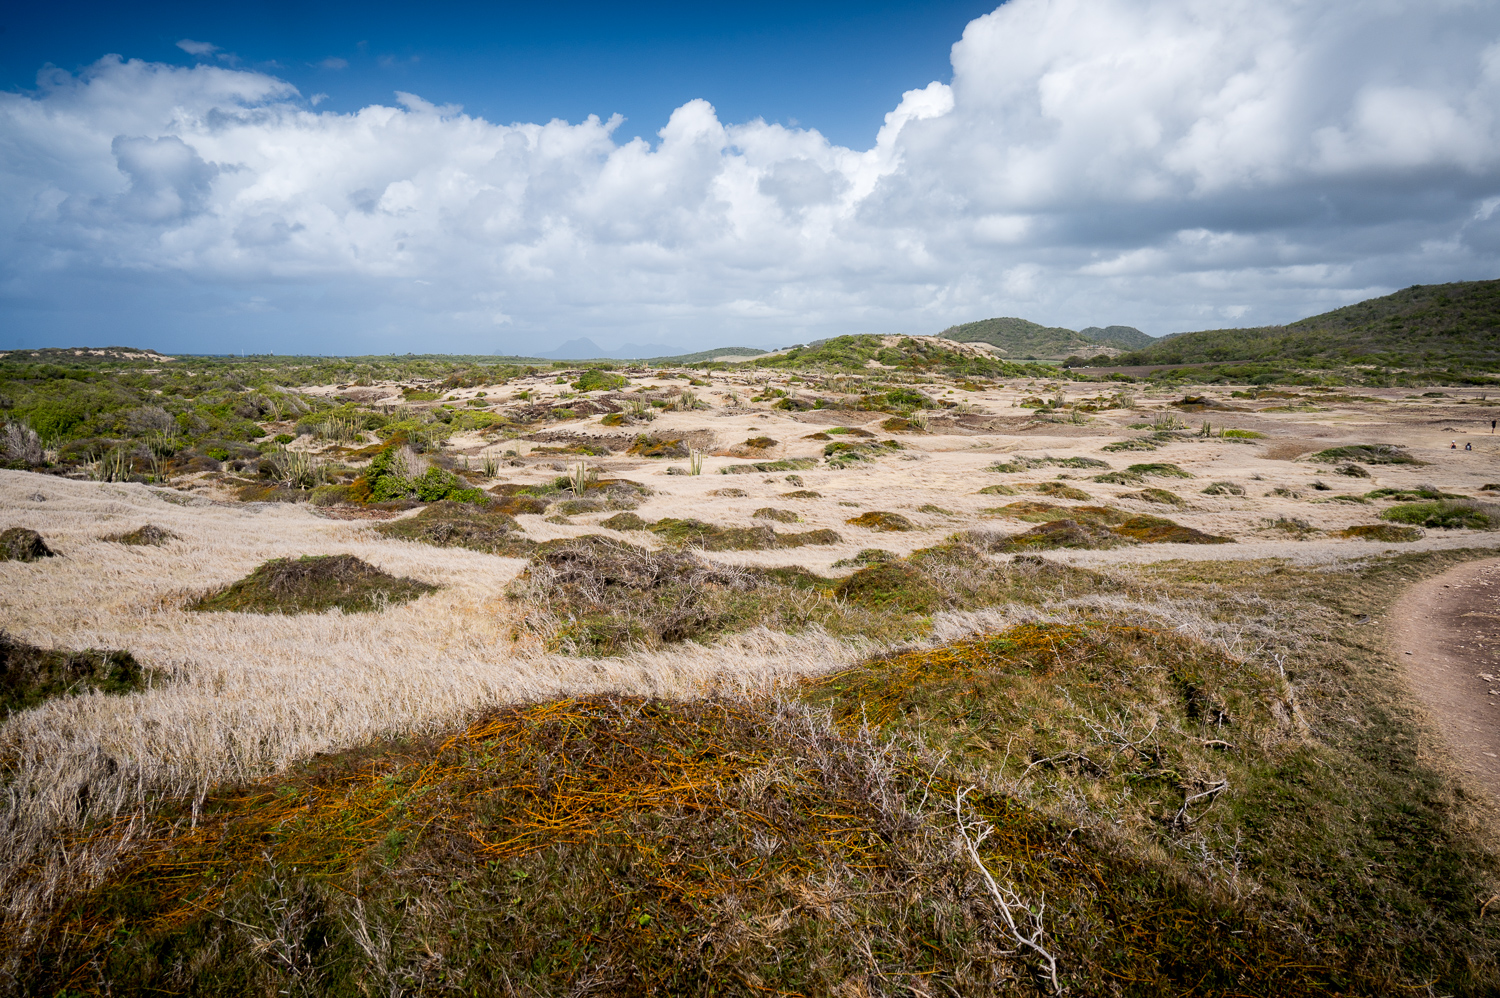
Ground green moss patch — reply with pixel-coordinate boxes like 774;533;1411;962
976;482;1018;495
0;527;55;562
845;510;915;531
1380;501;1493;529
1;632;152;714
780;489;822;499
190;555;437;615
375;501;534;556
1093;470;1144;484
752;507;800;523
1201;481;1246;495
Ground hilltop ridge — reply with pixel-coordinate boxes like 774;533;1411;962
1115;279;1500;372
938;317;1152;358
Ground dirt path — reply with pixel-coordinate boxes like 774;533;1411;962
1389;558;1500;807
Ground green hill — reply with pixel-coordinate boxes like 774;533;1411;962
1078;325;1155;350
939;317;1152;358
1115;280;1500;371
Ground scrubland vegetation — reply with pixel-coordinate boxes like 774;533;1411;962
2;330;1500;996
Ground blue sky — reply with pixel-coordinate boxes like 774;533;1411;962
3;0;1500;356
0;1;993;153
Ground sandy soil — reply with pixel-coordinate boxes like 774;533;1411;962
1390;558;1500;811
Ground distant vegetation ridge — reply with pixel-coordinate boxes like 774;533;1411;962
938;317;1152;358
1115;280;1500;370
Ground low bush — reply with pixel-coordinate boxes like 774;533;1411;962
1201;481;1245;496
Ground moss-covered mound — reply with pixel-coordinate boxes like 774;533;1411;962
1125;462;1192;478
1340;524;1424;542
845;510;915;531
1114;515;1232;544
1;632;152;714
190;555;437;615
375;501;534;556
0;527;54;562
997;518;1135;551
1122;487;1186;506
1201;481;1246;496
1380;501;1493;529
751;507;800;523
833;561;941;613
1021;481;1093;501
102;524;178;546
646;517;840;550
1311;444;1423;466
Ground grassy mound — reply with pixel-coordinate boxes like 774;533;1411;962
1201;481;1245;495
1311;444;1422;465
597;515;838;550
1380;501;1493;529
845;511;915;531
976;483;1018;495
12;691;1310;996
1122;487;1186;506
1;632;152;714
1114;514;1232;544
374;501;534;555
832;561;942;612
779;489;822;499
1340;524;1424;542
989;454;1109;473
996;518;1134;551
751;507;800;523
1126;462;1192;478
0;527;54;562
720;458;818;474
1021;481;1092;500
1093;470;1144;484
190;555;438;615
28;606;1498;995
102;524;178;546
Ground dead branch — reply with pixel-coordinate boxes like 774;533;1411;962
953;787;1061;993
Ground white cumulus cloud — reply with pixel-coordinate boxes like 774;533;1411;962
5;0;1500;354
